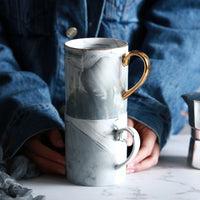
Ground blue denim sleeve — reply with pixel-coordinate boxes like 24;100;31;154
128;0;200;149
0;22;64;160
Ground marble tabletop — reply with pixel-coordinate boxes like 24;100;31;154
19;124;200;200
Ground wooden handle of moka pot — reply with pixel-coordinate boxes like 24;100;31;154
122;51;150;100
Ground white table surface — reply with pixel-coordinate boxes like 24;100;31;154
19;124;200;200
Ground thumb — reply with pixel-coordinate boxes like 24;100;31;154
127;118;135;146
48;130;65;148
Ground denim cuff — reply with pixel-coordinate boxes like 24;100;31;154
2;104;65;160
128;96;171;149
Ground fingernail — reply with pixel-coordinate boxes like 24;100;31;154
126;168;135;174
127;162;135;168
127;137;133;146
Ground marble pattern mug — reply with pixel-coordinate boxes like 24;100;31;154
64;38;150;186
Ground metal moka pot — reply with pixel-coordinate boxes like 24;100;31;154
182;92;200;169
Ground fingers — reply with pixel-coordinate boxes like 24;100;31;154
128;118;134;127
24;150;66;175
48;130;65;148
23;131;66;175
25;134;65;166
133;127;157;164
127;118;134;146
127;143;159;173
127;133;133;146
126;119;160;173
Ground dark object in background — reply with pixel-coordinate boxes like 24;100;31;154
182;92;200;169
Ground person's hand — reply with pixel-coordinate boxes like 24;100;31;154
21;129;66;175
126;118;160;173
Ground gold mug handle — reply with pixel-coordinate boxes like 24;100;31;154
122;51;151;100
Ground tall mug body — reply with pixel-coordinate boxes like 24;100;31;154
64;38;150;186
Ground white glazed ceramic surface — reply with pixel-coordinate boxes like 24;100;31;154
65;38;128;120
64;38;140;186
65;114;127;186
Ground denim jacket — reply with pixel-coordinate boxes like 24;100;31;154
0;0;200;160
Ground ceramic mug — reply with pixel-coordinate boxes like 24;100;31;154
64;38;150;186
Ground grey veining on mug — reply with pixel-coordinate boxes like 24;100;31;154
64;38;136;186
65;115;127;186
65;48;128;119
